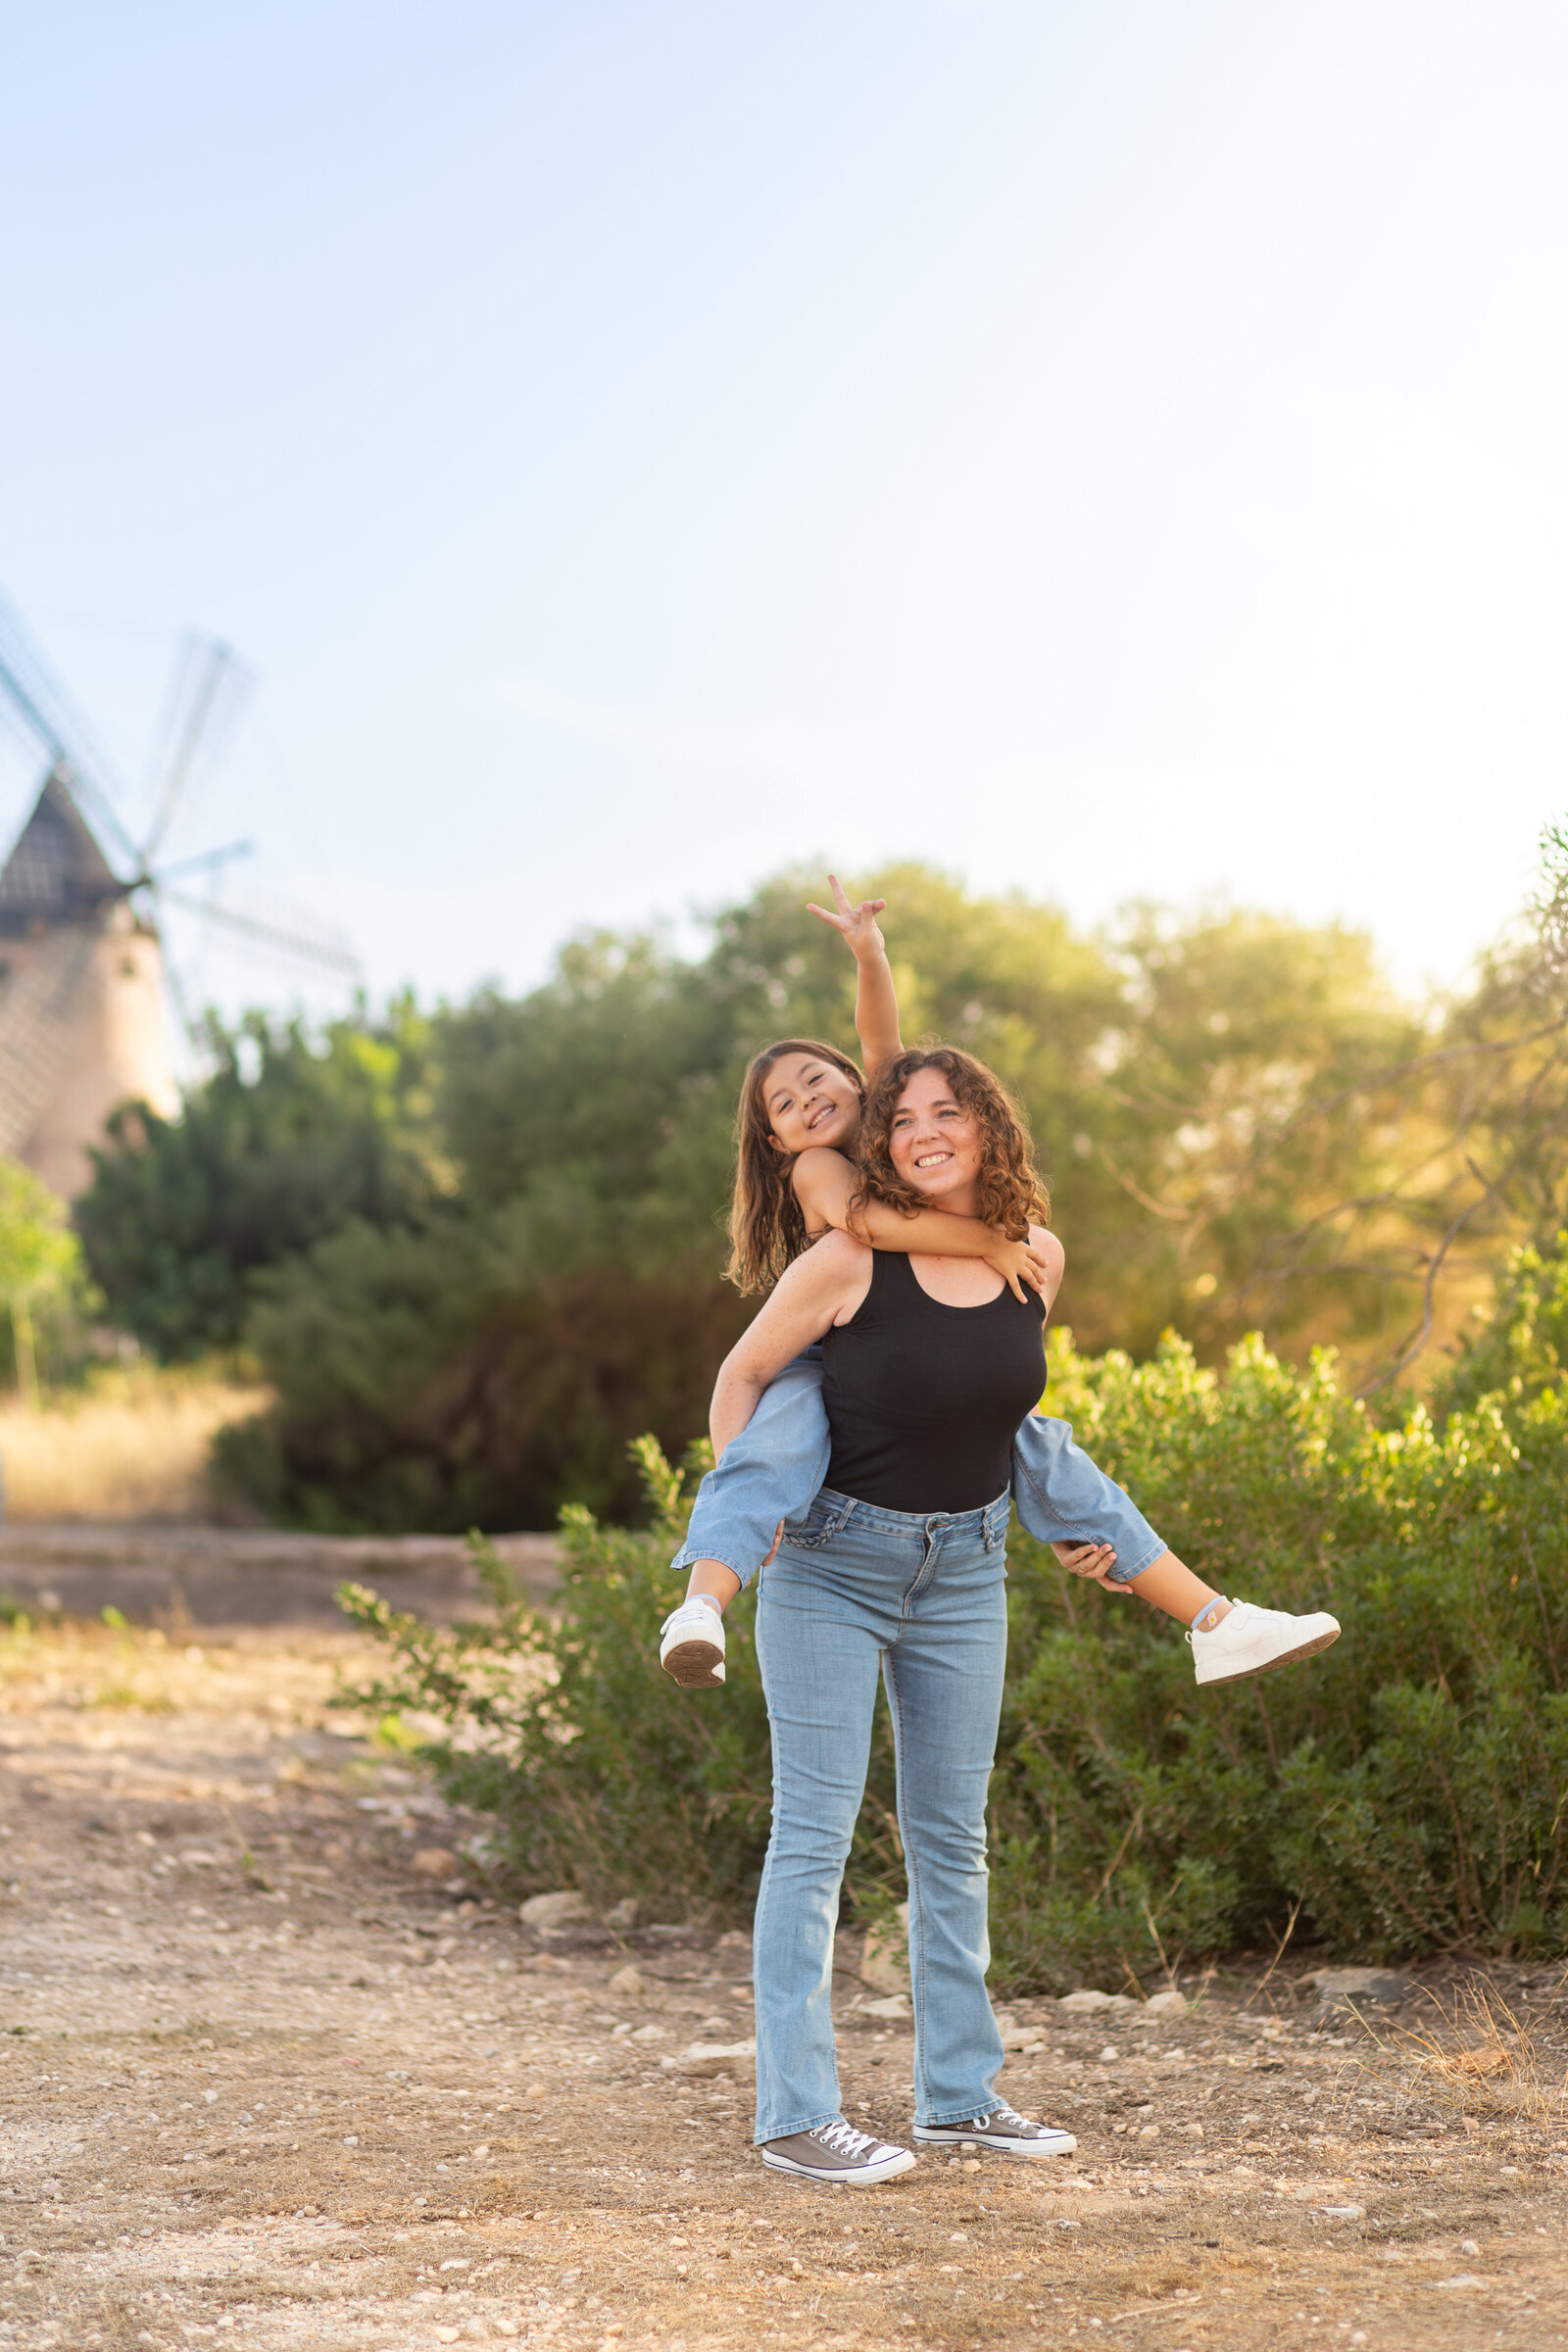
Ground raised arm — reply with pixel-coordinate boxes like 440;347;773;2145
792;1145;1062;1304
806;873;903;1081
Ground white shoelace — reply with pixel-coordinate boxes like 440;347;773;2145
812;2119;881;2158
662;1599;721;1638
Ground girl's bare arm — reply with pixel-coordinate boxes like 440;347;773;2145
806;874;903;1080
792;1145;1058;1302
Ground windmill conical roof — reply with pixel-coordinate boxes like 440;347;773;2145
0;766;122;935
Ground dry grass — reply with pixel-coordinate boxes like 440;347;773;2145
1355;1970;1568;2128
0;1365;267;1519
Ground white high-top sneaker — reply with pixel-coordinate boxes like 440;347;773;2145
1190;1600;1341;1687
659;1595;726;1688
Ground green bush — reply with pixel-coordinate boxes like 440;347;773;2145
339;1437;778;1914
347;1244;1568;1983
993;1296;1568;1984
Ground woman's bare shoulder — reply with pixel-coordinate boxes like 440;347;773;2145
745;1226;870;1345
1030;1224;1066;1279
791;1226;872;1281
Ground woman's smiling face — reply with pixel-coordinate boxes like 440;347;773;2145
887;1065;983;1208
764;1051;863;1157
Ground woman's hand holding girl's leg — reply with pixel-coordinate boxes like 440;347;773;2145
1054;1537;1229;1623
1052;1539;1129;1590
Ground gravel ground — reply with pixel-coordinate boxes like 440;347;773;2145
1;1611;1566;2351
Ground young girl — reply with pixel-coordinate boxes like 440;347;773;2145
659;878;1341;1693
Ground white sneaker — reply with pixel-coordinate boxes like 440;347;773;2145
659;1596;726;1688
1190;1599;1341;1687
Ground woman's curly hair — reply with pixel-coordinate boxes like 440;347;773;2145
726;1036;866;1294
853;1045;1049;1238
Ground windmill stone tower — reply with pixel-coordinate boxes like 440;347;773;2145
0;765;177;1199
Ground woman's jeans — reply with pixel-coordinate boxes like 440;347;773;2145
752;1486;1012;2143
672;1353;1165;1592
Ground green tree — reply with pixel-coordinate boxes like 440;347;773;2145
226;931;752;1530
208;864;1449;1528
0;1158;81;1407
1079;906;1426;1362
84;857;1530;1528
697;866;1425;1364
75;1003;439;1361
223;1207;748;1531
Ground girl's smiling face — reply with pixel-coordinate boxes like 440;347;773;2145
764;1051;863;1157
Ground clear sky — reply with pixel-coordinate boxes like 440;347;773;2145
3;0;1565;1023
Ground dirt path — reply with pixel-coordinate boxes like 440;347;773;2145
0;1523;561;1630
1;1609;1566;2351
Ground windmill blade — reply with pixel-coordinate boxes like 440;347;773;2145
141;634;253;863
0;926;97;1154
152;838;254;886
159;885;363;980
0;585;139;869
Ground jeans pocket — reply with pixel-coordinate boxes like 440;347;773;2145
779;1494;849;1551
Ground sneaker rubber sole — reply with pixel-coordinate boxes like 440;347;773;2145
912;2124;1077;2159
661;1636;725;1688
760;2144;916;2186
1199;1623;1341;1687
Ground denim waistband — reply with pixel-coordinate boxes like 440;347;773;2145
812;1485;1011;1544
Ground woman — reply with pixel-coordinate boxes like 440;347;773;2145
714;1045;1082;2186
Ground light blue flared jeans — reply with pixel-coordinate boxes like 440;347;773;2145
752;1485;1010;2144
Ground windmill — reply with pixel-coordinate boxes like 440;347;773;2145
0;586;360;1199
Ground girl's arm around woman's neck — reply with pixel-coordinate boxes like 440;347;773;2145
793;1147;1056;1300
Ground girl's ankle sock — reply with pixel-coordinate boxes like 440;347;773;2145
691;1592;724;1619
1190;1598;1228;1634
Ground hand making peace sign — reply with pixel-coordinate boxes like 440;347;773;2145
806;872;888;960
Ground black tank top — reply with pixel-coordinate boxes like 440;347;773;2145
820;1250;1048;1514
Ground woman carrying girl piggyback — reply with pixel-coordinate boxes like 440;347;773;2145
660;879;1343;1697
654;884;1340;2191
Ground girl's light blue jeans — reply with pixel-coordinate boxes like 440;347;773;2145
752;1485;1011;2143
671;1352;1165;1592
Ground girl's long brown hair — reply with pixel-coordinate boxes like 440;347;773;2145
726;1037;865;1294
853;1045;1049;1238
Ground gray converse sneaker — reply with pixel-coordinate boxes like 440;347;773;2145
660;1595;726;1688
913;2103;1077;2159
761;2118;916;2185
